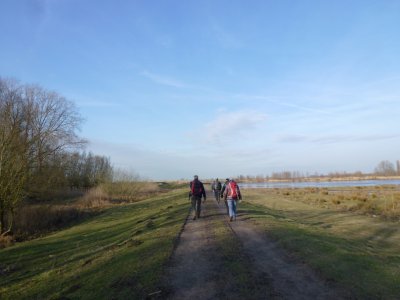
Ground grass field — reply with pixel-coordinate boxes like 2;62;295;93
240;187;400;299
0;188;188;299
2;185;400;299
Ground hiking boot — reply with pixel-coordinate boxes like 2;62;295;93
230;216;233;222
193;216;196;220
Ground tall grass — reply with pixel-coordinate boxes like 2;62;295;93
101;181;160;202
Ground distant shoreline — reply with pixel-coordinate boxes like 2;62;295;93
172;176;400;185
240;175;400;183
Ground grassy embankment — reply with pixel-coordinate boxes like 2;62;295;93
0;186;188;299
2;181;169;246
240;186;400;299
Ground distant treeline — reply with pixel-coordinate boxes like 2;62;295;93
236;160;400;182
0;78;112;234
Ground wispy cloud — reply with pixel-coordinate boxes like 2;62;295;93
278;133;400;144
234;94;334;115
141;70;187;88
200;110;267;145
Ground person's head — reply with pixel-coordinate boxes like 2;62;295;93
216;178;219;182
225;178;229;182
194;175;199;180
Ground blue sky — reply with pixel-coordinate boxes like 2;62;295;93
1;0;400;180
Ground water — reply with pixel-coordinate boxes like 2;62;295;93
240;179;400;189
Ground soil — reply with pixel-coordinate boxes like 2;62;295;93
160;192;350;299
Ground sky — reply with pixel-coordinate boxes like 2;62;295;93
1;0;400;180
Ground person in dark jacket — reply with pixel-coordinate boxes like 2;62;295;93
211;178;222;203
189;175;206;220
220;178;230;215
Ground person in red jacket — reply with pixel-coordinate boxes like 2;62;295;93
223;179;242;221
189;175;206;220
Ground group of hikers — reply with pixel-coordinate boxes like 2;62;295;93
189;175;242;222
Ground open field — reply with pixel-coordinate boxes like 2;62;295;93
1;185;400;299
0;188;188;299
240;187;400;299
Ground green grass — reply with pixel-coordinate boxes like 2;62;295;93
0;188;188;299
240;188;400;299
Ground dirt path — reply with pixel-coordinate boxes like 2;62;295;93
161;198;221;299
161;193;347;299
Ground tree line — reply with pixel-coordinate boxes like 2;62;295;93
236;160;400;181
0;78;112;234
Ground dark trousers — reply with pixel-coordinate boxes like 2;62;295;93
213;190;221;202
191;196;202;217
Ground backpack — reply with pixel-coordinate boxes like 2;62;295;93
228;181;238;199
191;180;203;196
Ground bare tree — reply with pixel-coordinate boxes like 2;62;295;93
374;160;396;176
23;85;84;168
0;78;86;233
0;79;27;233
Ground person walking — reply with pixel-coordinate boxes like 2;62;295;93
189;175;206;220
223;179;242;221
220;178;230;215
211;178;222;203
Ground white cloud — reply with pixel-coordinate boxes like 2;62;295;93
201;110;267;145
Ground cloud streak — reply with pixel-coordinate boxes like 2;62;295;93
234;94;335;115
141;71;187;88
278;133;400;144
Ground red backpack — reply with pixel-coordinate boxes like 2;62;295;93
191;180;203;196
228;181;238;199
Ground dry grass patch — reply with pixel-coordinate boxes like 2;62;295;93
269;186;400;220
